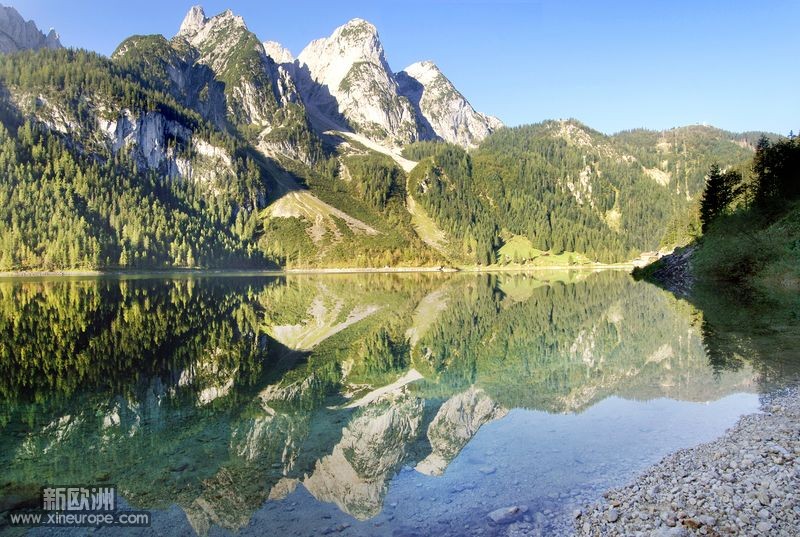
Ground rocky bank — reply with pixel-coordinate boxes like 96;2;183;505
634;245;695;299
574;386;800;536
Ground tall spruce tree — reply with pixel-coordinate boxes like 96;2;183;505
700;164;735;232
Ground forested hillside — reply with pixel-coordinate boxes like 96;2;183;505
0;49;270;270
404;121;756;264
693;135;800;290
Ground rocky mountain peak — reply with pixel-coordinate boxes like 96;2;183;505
178;5;207;37
290;17;504;148
0;4;63;53
397;60;502;148
298;18;388;87
263;40;293;64
296;18;421;145
45;29;60;48
342;17;374;30
177;6;246;46
334;18;379;42
332;18;384;66
402;60;441;84
129;9;499;149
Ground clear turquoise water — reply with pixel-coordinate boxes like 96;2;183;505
0;271;793;536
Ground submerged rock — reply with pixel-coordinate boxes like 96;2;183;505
487;505;528;524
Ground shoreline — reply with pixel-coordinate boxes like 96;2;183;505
0;263;637;278
574;384;800;536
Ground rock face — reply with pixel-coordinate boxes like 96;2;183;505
120;9;499;152
0;4;62;53
297;18;419;146
114;7;314;161
174;6;299;127
291;18;499;148
96;109;236;186
177;5;207;36
263;40;293;65
113;33;229;130
98;111;190;169
0;4;500;150
397;61;503;148
9;79;234;187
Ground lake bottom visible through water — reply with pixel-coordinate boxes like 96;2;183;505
2;271;795;536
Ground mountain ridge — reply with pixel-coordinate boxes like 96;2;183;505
0;5;779;271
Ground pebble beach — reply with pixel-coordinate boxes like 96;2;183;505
574;386;800;536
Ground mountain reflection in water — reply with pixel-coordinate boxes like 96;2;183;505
1;271;795;536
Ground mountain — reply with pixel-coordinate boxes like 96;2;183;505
296;18;420;146
114;6;320;164
397;60;502;148
398;120;759;264
0;45;278;270
0;4;61;53
263;40;293;65
0;5;774;271
292;18;502;149
173;7;299;128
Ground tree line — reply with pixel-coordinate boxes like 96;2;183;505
700;135;800;232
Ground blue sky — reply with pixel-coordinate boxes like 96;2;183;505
13;0;799;135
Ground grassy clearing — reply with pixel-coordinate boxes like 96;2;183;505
406;194;449;253
495;234;593;267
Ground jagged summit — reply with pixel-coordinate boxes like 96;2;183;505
298;17;388;90
397;59;502;148
263;40;293;64
0;4;63;53
176;6;246;46
342;17;374;28
291;17;499;148
297;17;418;145
298;18;383;74
178;5;207;36
45;29;60;48
402;60;440;81
113;5;303;133
170;10;499;148
335;18;379;38
0;4;499;150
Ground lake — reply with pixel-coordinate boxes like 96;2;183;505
0;271;797;536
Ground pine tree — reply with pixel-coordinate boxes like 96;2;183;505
699;164;734;232
119;246;129;267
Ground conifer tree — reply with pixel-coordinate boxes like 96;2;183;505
700;164;734;232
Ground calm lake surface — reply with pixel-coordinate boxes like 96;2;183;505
1;271;797;536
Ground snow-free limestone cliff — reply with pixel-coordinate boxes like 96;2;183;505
397;60;503;148
0;4;61;53
296;18;419;146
